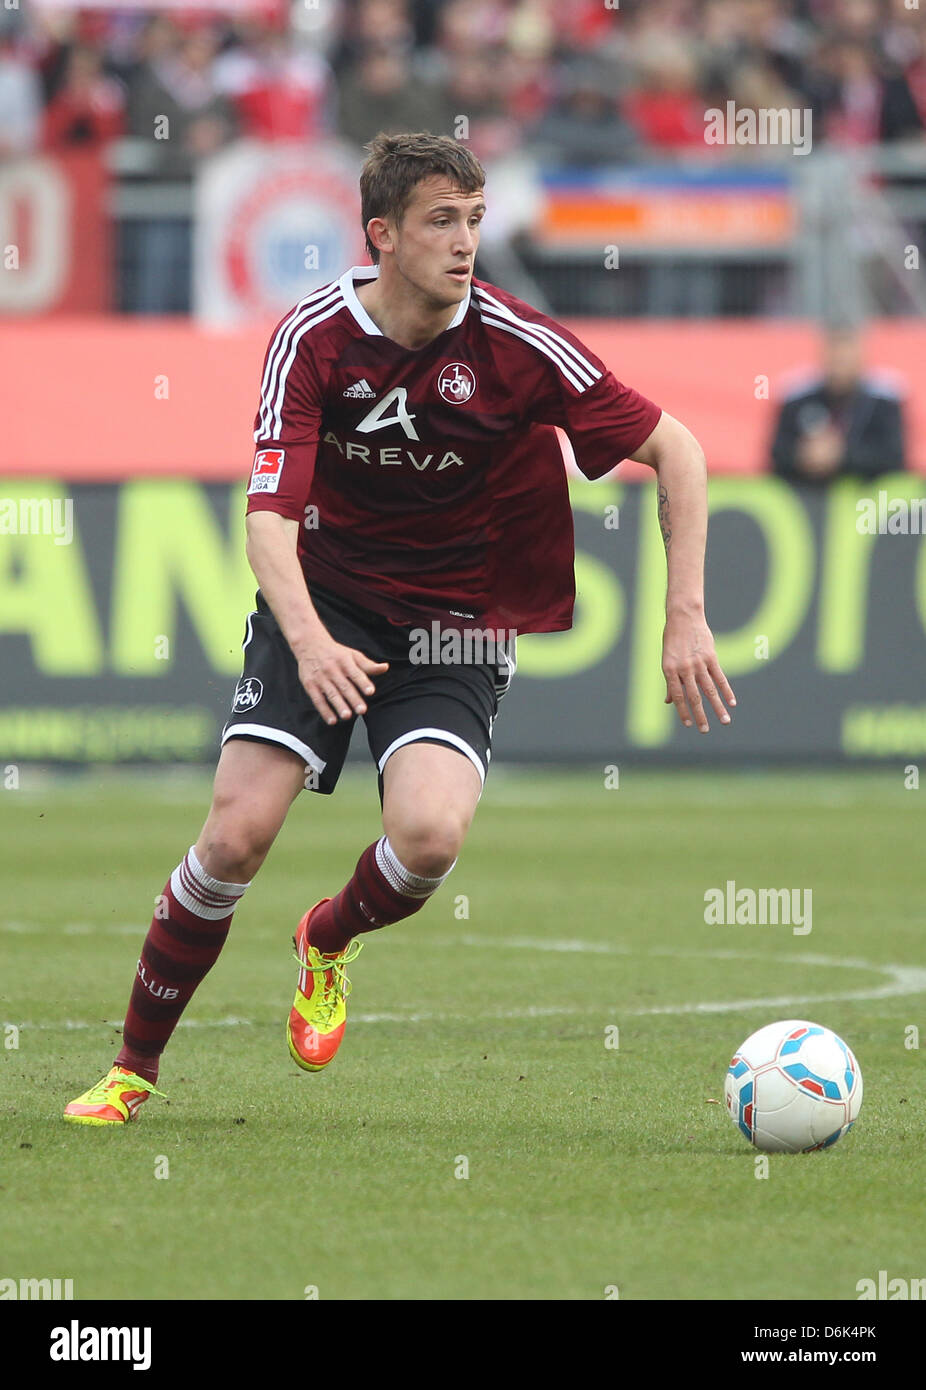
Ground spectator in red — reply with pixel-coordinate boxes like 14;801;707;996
547;0;622;54
496;44;555;127
623;36;707;150
42;43;125;148
214;18;333;141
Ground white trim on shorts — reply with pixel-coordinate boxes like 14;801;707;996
222;723;327;774
377;728;486;787
495;636;517;701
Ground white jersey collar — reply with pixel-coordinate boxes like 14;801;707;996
339;264;471;338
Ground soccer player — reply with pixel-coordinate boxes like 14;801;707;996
64;132;735;1125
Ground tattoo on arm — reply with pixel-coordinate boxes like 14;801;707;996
657;484;672;550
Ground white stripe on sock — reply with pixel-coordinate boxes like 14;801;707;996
169;846;250;921
374;836;455;901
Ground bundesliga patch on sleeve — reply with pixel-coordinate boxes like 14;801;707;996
248;448;285;494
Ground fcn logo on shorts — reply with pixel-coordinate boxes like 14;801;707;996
248;449;285;494
232;677;263;712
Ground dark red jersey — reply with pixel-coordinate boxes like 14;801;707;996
246;265;661;633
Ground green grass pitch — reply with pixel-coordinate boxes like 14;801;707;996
1;766;923;1301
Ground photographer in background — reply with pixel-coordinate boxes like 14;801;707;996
770;325;907;480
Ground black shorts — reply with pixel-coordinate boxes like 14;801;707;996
222;584;516;801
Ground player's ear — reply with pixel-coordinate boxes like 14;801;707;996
366;217;394;258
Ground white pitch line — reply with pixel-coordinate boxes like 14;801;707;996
12;1017;257;1033
2;921;144;936
621;964;926;1016
7;937;926;1032
2;921;289;941
454;935;926;1014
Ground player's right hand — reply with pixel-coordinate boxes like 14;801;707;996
296;640;389;725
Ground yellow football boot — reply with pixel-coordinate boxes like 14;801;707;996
64;1066;166;1126
287;900;363;1071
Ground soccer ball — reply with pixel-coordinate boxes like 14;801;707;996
724;1019;863;1153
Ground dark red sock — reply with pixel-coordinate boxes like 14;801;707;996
115;847;249;1083
308;836;452;955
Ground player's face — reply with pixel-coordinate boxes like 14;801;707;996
390;178;485;307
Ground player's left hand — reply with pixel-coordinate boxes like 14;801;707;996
662;612;736;733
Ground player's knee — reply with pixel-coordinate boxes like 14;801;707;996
389;817;465;879
196;822;274;884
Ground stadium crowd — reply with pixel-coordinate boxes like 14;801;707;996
1;0;925;169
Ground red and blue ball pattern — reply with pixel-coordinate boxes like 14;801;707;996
724;1020;863;1153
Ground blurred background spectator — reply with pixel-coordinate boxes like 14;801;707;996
122;21;236;312
42;44;125;149
770;326;907;480
214;16;333;141
336;43;446;147
623;34;707;151
127;23;235;177
527;57;636;166
5;0;924;172
2;0;926;317
0;32;42;157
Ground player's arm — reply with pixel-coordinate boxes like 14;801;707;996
245;511;388;726
630;412;736;733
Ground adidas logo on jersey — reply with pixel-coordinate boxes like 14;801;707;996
343;378;376;399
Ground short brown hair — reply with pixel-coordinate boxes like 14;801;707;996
359;132;486;264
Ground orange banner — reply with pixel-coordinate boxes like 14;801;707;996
541;192;795;246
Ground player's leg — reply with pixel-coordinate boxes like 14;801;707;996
112;737;306;1074
305;636;493;961
193;737;307;882
303;740;480;958
284;605;504;1073
287;656;495;1071
302;649;499;961
64;740;305;1124
286;740;482;1070
381;740;483;874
